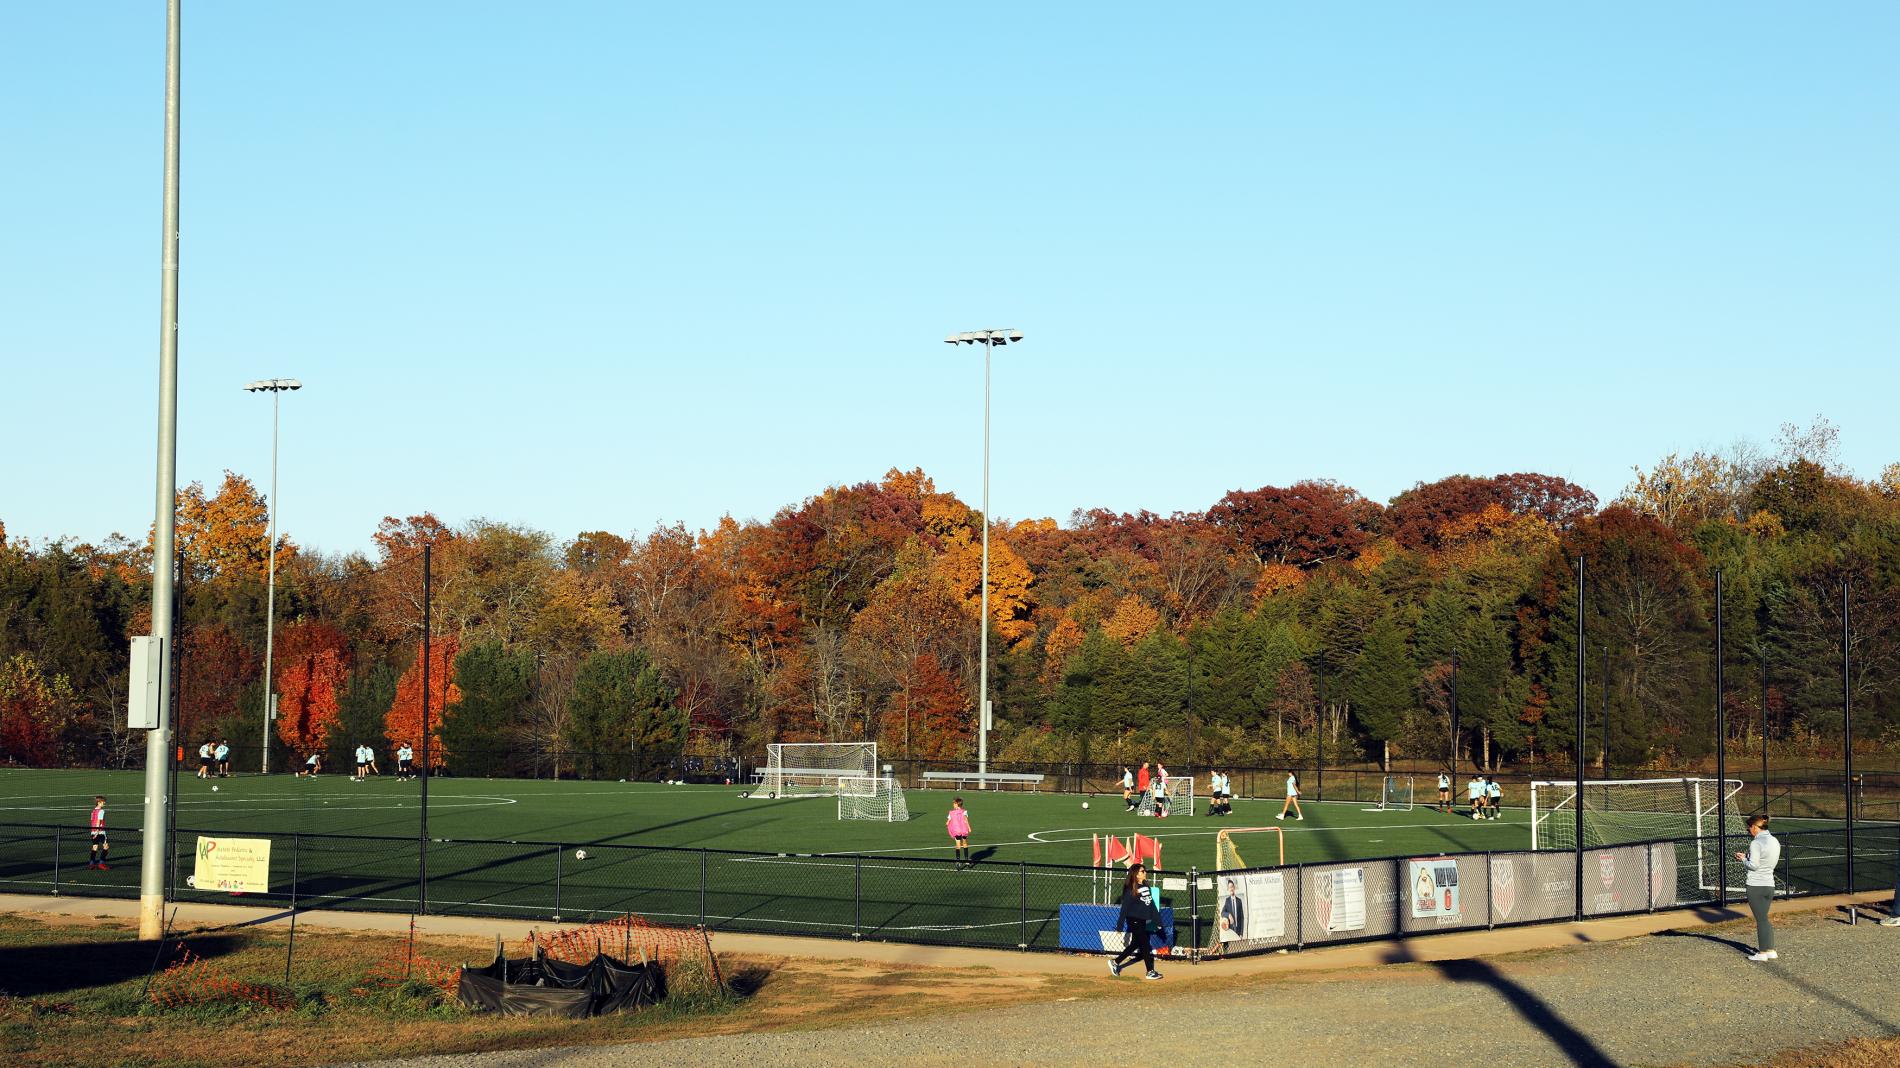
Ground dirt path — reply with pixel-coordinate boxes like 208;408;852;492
346;909;1900;1068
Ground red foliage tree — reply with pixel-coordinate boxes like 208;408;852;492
1207;481;1382;567
383;636;461;765
175;625;258;744
885;653;970;760
1388;473;1597;550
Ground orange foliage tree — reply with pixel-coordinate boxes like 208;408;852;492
277;648;348;757
383;635;461;764
884;653;970;760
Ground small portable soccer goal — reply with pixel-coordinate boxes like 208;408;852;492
837;775;910;822
1137;774;1194;817
1363;775;1415;812
752;742;878;799
1214;826;1286;871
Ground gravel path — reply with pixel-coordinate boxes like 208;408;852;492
346;911;1900;1068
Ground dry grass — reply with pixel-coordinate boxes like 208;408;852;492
0;911;1115;1068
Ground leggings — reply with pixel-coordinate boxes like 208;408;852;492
1111;922;1154;973
1746;885;1775;952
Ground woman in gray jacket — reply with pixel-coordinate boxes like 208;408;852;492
1735;813;1781;961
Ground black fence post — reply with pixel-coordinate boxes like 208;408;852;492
1187;865;1199;960
698;849;708;928
1294;864;1305;951
1485;853;1494;929
1018;861;1028;949
852;855;863;941
554;846;563;922
51;832;60;896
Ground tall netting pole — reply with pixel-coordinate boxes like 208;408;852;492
1843;577;1854;915
1715;569;1728;909
419;544;431;914
1573;555;1586;921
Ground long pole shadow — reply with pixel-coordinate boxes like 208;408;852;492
1431;958;1620;1068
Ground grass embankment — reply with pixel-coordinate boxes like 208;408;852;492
0;910;1106;1068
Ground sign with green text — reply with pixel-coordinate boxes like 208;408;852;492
193;836;271;893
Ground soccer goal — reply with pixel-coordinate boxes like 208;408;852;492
1214;827;1286;871
1138;774;1195;817
754;742;878;799
837;775;911;821
1530;777;1746;891
1363;775;1415;812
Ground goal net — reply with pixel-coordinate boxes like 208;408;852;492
1137;773;1194;817
1530;777;1747;893
1363;775;1414;812
837;775;911;822
1214;827;1285;872
756;742;878;798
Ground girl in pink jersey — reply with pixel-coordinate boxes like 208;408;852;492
946;797;972;869
89;796;109;870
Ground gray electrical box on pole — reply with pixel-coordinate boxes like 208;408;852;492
128;636;166;730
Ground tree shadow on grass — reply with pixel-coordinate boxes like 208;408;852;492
0;933;243;997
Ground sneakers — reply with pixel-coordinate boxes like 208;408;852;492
1109;959;1122;977
1144;970;1163;980
1880;916;1900;927
1747;950;1779;962
1296;815;1304;821
1275;814;1285;821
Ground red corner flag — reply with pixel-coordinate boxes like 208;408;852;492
1092;834;1102;868
1133;833;1162;869
1104;835;1132;865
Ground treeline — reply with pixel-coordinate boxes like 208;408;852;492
2;419;1897;776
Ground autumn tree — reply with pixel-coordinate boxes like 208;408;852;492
276;647;347;756
884;653;970;760
384;636;461;766
0;653;77;765
1208;481;1381;568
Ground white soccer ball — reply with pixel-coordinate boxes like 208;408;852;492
574;849;589;861
185;875;196;888
211;785;219;792
1082;801;1090;809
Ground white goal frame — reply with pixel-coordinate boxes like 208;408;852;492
1530;776;1746;892
1138;773;1194;817
754;742;878;799
1363;775;1414;812
837;775;910;821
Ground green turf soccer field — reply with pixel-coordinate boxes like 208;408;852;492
0;768;1862;953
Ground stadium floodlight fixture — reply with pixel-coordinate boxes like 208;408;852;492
943;328;1024;787
245;378;303;393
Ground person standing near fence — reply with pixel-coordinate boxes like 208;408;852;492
1735;813;1781;961
1486;777;1503;820
1136;762;1152;811
214;739;231;778
1438;770;1452;813
946;797;972;869
1108;862;1164;980
1121;767;1135;811
87;796;109;870
397;741;415;781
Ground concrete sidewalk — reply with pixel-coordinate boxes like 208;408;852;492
5;889;1891;978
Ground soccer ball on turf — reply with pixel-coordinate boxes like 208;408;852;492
211;785;219;792
575;849;589;861
185;875;196;888
1082;802;1090;809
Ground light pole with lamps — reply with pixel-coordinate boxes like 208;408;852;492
245;378;301;773
943;329;1022;787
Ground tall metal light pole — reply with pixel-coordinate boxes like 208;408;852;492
943;329;1023;786
139;0;183;942
245;378;301;773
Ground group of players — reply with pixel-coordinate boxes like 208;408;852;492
193;739;232;778
1118;762;1239;818
1436;771;1504;819
294;742;422;781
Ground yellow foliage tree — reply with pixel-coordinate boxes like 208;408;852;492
1102;594;1160;648
931;529;1035;646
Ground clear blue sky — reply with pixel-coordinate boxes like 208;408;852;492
4;4;1895;556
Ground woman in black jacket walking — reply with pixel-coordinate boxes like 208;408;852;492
1108;862;1164;980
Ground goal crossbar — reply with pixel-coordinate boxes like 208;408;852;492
1530;776;1747;894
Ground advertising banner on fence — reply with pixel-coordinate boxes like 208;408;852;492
1408;858;1461;921
1217;870;1286;944
1314;866;1366;933
193;836;271;893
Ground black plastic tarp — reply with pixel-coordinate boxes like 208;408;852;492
458;953;664;1017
